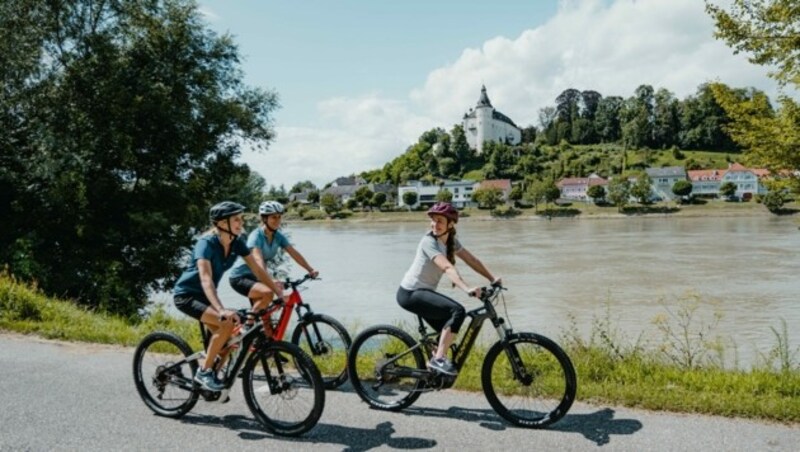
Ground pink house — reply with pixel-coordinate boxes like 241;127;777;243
557;174;608;201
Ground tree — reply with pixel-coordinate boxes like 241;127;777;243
371;192;387;209
402;191;418;209
672;180;693;201
472;187;504;209
607;177;631;212
0;0;279;317
707;1;800;192
290;180;317;194
525;178;559;211
761;190;786;213
435;189;453;203
630;173;654;205
587;185;606;204
719;181;737;198
354;186;374;209
320;193;340;213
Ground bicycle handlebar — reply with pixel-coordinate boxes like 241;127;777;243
283;273;319;289
470;281;506;301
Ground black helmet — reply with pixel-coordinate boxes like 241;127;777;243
209;201;245;222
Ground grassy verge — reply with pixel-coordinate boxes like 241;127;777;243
1;273;798;423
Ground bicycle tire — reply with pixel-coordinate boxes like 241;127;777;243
481;332;576;428
347;325;425;411
241;340;325;436
290;313;352;389
132;331;199;418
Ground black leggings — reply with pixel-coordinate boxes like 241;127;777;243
396;287;466;334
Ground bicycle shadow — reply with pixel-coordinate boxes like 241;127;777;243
399;405;642;446
181;414;437;450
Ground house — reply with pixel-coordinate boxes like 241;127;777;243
557;174;608;201
288;189;314;205
687;163;769;199
645;166;687;201
462;85;522;154
398;180;477;209
475;179;512;205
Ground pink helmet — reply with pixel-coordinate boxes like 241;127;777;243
427;202;459;223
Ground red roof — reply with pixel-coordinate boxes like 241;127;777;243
479;179;512;191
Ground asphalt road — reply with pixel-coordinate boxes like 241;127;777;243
0;332;797;451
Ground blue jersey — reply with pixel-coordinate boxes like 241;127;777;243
228;228;290;279
174;234;250;296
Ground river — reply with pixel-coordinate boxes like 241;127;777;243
152;214;800;368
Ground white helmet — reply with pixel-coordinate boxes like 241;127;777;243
259;200;285;216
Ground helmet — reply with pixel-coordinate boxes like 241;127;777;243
209;201;245;222
259;200;285;216
427;202;459;223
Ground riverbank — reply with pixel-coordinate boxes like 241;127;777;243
1;273;798;423
285;199;800;224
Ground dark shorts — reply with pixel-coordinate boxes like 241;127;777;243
229;275;258;299
174;293;212;320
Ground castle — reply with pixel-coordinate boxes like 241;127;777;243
462;85;521;154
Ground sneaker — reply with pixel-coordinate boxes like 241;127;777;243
427;357;458;376
195;368;224;392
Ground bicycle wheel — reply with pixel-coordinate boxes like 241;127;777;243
482;332;576;428
290;314;352;389
347;325;425;411
241;340;325;436
132;331;199;418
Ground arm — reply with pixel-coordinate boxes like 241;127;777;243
285;245;318;277
197;259;224;313
432;254;475;294
243;253;284;298
455;247;499;284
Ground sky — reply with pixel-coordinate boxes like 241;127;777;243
198;0;791;190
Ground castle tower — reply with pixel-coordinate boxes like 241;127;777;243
462;85;521;155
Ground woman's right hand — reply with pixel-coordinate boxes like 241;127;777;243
467;287;482;298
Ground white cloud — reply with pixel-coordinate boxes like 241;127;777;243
242;0;788;189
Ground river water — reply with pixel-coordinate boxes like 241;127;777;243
153;214;800;368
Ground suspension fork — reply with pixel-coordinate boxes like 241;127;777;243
498;330;533;385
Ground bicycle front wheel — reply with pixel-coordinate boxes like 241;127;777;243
482;332;576;428
291;314;352;389
347;325;425;411
242;341;325;436
132;331;199;418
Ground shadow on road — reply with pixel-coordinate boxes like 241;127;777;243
552;407;643;446
181;413;436;450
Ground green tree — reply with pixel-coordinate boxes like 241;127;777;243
707;1;800;191
402;191;418;209
0;0;278;317
371;192;387;209
435;189;453;203
354;186;374;209
525;178;559;211
320;193;340;213
607;177;631;212
719;181;737;198
761;190;786;213
290;180;317;194
672;180;693;201
631;173;654;205
472;187;504;209
587;185;606;204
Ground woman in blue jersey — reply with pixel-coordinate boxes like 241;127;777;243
173;201;284;392
397;202;501;376
229;201;318;322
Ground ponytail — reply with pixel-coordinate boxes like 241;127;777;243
445;227;457;264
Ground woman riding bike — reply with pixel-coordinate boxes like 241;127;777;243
173;201;284;392
397;202;501;376
228;200;318;325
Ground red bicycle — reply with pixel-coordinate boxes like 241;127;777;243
259;273;351;389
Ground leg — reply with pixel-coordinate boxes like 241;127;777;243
397;288;465;360
200;307;236;370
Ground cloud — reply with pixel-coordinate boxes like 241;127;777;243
242;0;787;189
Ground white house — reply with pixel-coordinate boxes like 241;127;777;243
398;180;476;209
462;85;521;155
645;166;687;201
557;174;608;201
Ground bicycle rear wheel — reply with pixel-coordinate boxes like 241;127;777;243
242;341;325;436
132;331;199;418
291;314;351;389
482;332;576;428
347;325;425;411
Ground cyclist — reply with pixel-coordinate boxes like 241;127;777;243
397;202;501;376
173;201;284;392
228;200;318;326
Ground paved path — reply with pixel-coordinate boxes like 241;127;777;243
0;332;797;451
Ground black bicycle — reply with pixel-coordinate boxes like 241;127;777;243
347;283;577;428
132;307;325;436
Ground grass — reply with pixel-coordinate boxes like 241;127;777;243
2;273;798;423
